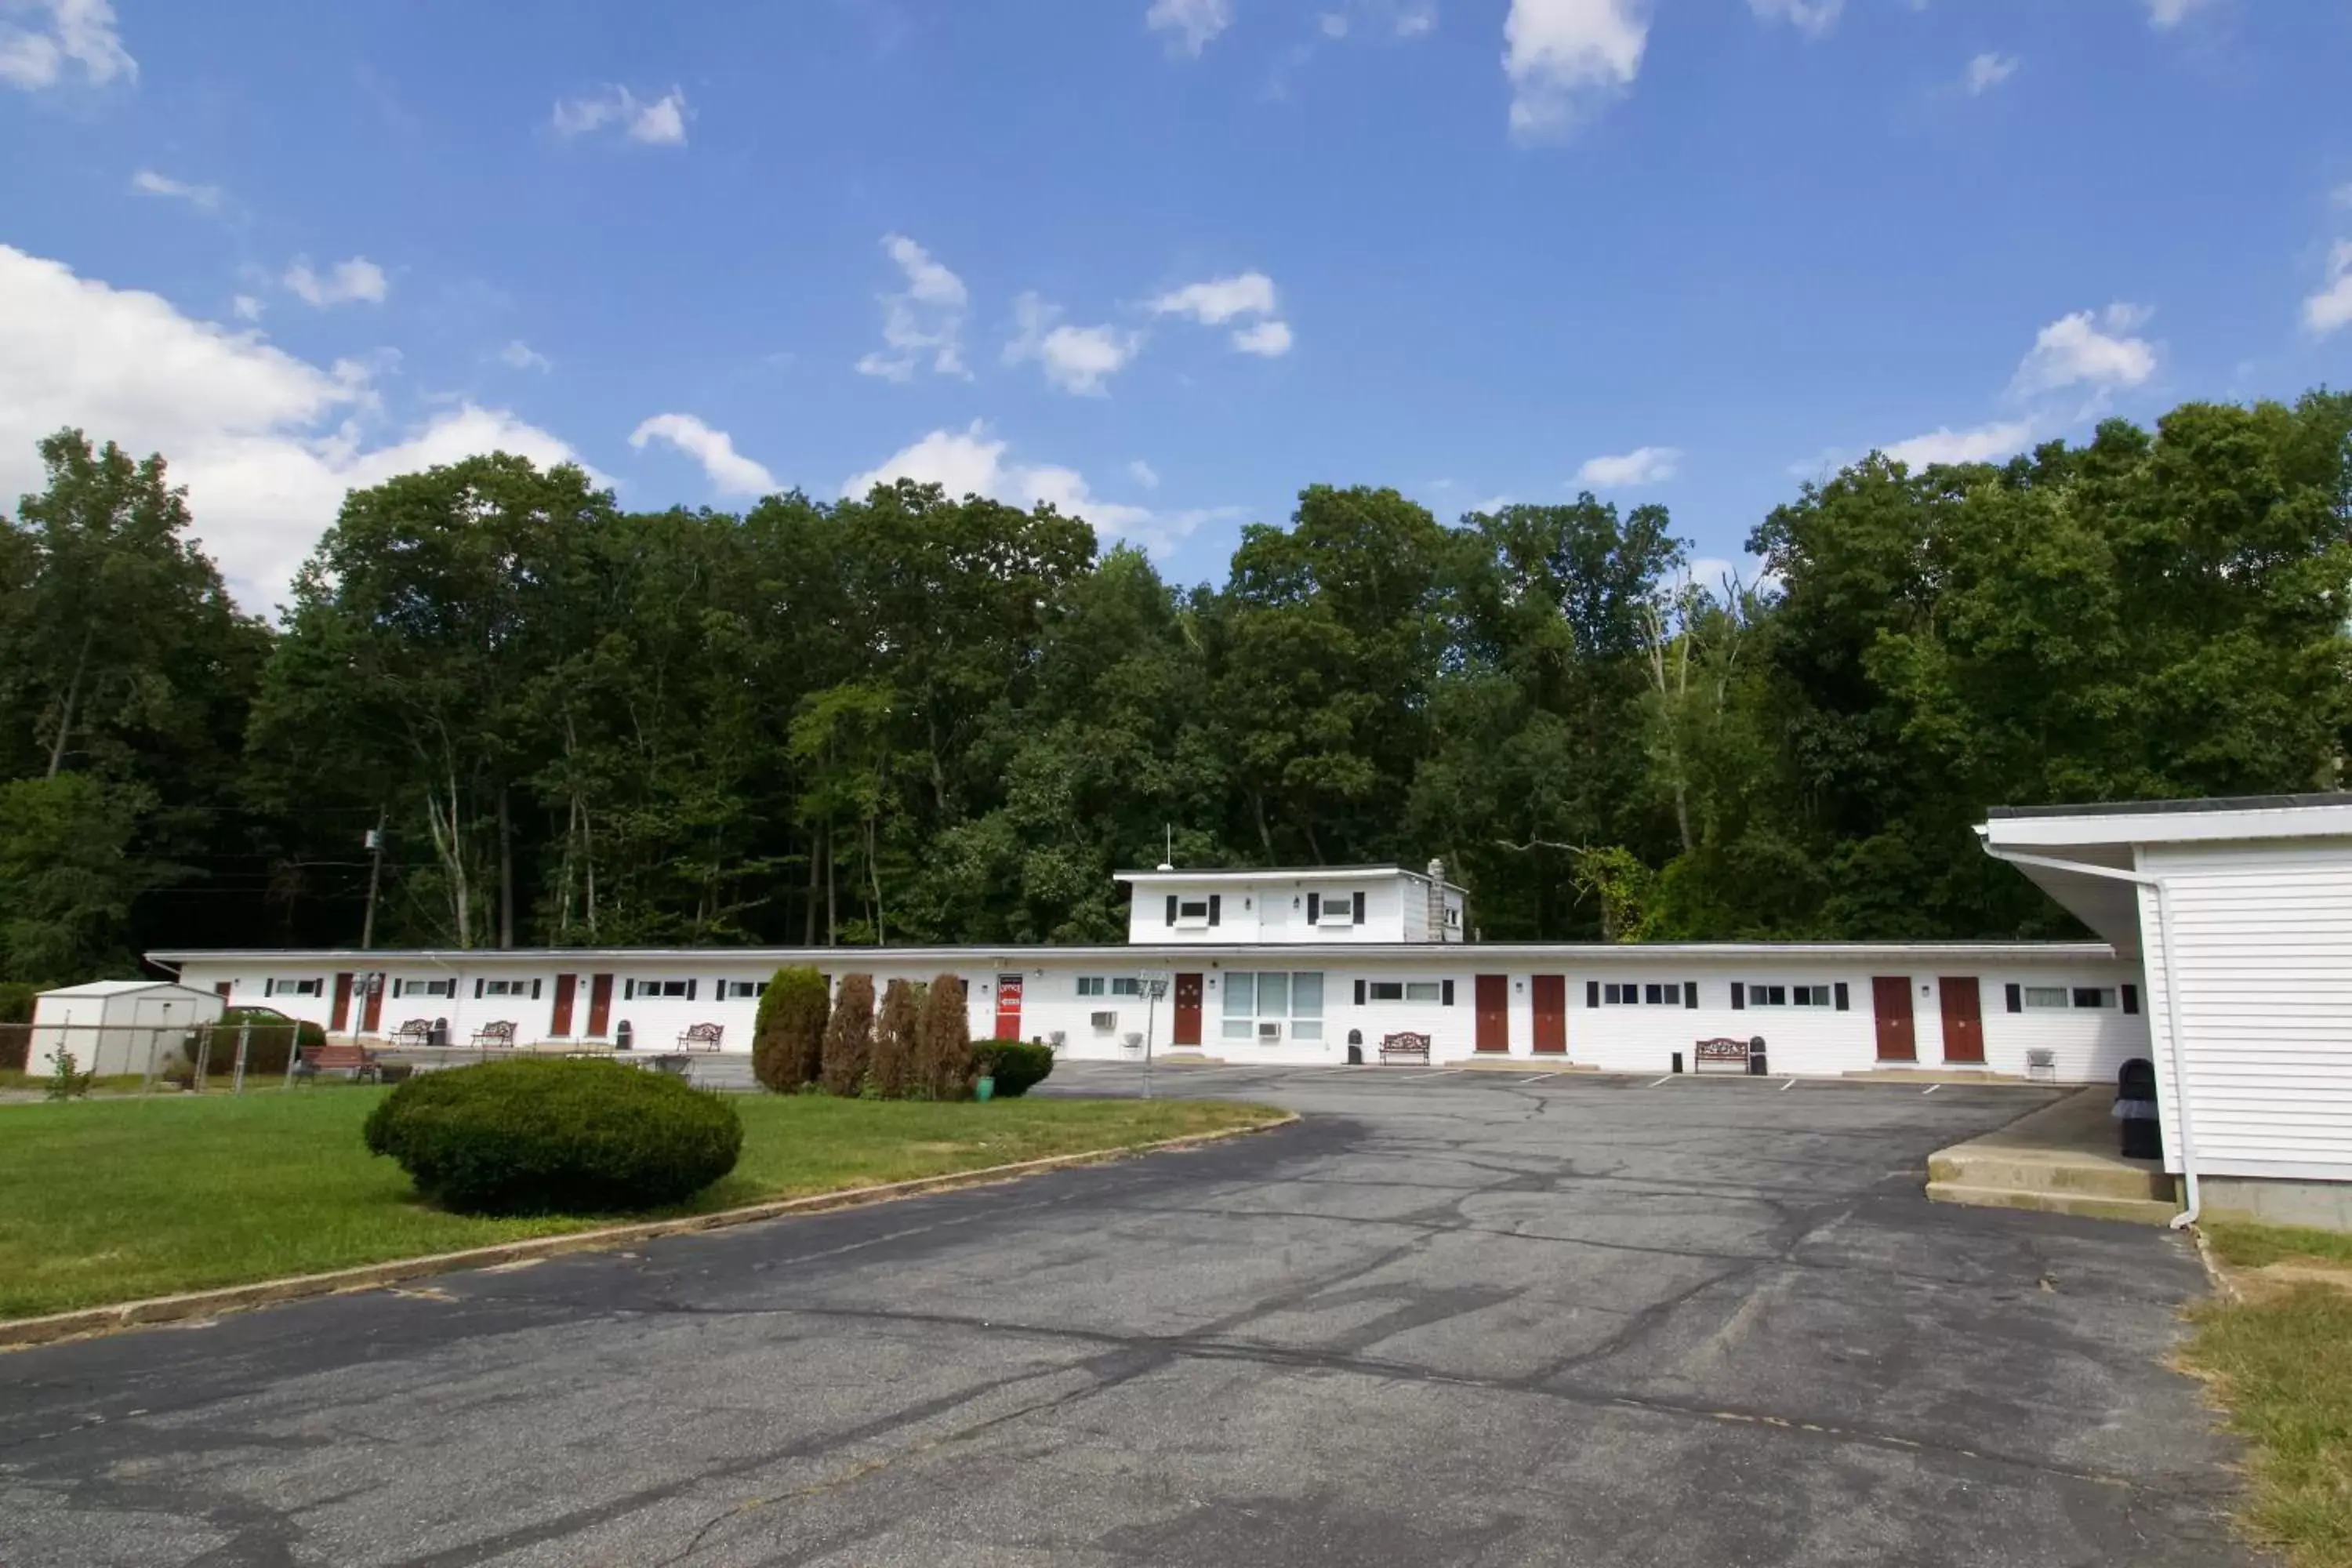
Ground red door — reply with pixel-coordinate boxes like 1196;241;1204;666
550;972;578;1036
359;972;385;1033
995;975;1025;1040
1173;973;1203;1047
1872;976;1916;1062
329;972;354;1032
586;974;614;1036
1475;975;1509;1052
1532;975;1567;1055
1938;976;1985;1065
213;981;233;1001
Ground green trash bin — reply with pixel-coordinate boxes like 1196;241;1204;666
974;1075;996;1103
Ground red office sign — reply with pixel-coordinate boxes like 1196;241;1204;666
995;975;1024;1040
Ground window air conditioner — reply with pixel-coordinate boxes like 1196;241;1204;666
1258;1022;1282;1041
1091;1011;1118;1032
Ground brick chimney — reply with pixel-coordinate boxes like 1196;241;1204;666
1426;858;1447;943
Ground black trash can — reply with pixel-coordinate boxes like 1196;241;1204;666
1346;1029;1363;1066
2114;1057;2161;1161
427;1018;448;1050
1748;1036;1769;1076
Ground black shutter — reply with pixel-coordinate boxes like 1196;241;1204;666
1307;892;1321;924
2005;983;2022;1014
1354;978;1367;1005
263;978;275;998
1730;982;1745;1011
1352;891;1367;924
625;979;636;1001
474;978;485;999
1684;981;1699;1009
1442;979;1455;1006
687;979;698;1001
1586;980;1600;1008
1208;894;1221;927
532;978;543;1000
2122;983;2140;1015
1167;895;1178;924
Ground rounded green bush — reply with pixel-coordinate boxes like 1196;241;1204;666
971;1039;1054;1098
187;1009;320;1080
362;1058;742;1215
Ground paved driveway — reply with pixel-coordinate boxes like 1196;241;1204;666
0;1065;2246;1566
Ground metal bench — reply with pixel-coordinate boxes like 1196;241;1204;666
298;1041;381;1083
677;1022;724;1051
1694;1036;1754;1074
470;1020;517;1051
1378;1031;1432;1065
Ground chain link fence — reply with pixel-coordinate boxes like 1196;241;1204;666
2;1019;322;1096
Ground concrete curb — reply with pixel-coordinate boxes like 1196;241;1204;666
0;1110;1300;1352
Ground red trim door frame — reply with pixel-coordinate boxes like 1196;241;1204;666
1938;976;1985;1065
1531;975;1567;1055
1172;974;1203;1047
1474;975;1510;1052
1872;976;1916;1062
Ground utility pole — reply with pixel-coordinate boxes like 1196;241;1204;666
361;811;387;950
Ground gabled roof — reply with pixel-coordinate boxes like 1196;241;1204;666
1113;864;1468;893
40;979;213;998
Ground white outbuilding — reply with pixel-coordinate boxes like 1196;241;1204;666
1980;793;2352;1230
27;980;227;1079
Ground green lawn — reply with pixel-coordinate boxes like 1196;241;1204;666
0;1089;1282;1319
2206;1221;2352;1272
2187;1284;2352;1568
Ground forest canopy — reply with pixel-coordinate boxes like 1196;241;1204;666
3;390;2347;982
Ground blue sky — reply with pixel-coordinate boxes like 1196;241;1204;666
2;0;2348;611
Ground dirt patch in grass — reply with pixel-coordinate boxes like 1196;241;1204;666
0;1091;1284;1319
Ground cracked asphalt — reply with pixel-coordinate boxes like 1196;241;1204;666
0;1064;2248;1566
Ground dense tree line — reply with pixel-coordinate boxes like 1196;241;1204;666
2;390;2347;982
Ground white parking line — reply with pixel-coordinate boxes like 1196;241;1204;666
1514;1074;1553;1086
1779;1077;1797;1091
1647;1073;1675;1088
1922;1083;1942;1096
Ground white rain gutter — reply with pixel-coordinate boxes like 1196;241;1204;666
1975;837;2201;1229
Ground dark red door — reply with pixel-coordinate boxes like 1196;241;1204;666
550;972;578;1036
213;981;233;1001
1873;976;1916;1062
1173;974;1203;1047
995;975;1025;1040
586;974;614;1036
1531;975;1567;1055
1475;975;1509;1052
1939;976;1985;1065
360;972;385;1033
329;972;354;1032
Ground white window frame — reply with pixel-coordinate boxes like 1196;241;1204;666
481;978;535;999
395;977;455;999
1223;971;1323;1042
265;977;322;998
722;980;768;1000
2070;986;2119;1011
1110;977;1144;998
632;978;692;1000
1075;975;1107;998
1602;982;1682;1007
1367;980;1406;1002
2022;985;2070;1011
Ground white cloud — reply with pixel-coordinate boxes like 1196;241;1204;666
628;412;775;496
282;256;388;309
1575;445;1680;488
499;339;551;372
1004;293;1142;396
1502;0;1646;138
1747;0;1842;37
230;294;264;322
1882;419;2036;469
550;85;688;146
2333;183;2352;210
1231;318;1294;357
1395;5;1436;37
2304;241;2352;337
130;169;220;211
1146;0;1234;56
1128;459;1161;489
844;422;1225;554
1149;271;1278;325
1320;12;1350;37
1963;52;2018;95
856;233;970;383
0;0;133;89
2011;303;2157;394
2144;0;2213;28
0;245;589;610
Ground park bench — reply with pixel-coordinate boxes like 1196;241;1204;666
1379;1031;1432;1065
1693;1036;1753;1074
470;1020;517;1051
298;1041;381;1083
390;1018;434;1049
677;1022;724;1051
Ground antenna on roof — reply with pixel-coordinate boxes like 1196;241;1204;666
1158;823;1174;873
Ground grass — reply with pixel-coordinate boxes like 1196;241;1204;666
2207;1221;2352;1271
0;1089;1282;1319
0;1070;152;1094
2187;1285;2352;1567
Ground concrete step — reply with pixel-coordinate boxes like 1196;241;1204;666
1926;1152;2173;1203
1925;1181;2183;1227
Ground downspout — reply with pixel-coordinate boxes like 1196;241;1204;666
1975;837;2201;1229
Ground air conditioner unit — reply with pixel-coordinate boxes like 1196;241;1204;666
1258;1022;1283;1041
1091;1011;1118;1032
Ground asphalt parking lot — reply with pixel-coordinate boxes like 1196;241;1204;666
0;1064;2246;1566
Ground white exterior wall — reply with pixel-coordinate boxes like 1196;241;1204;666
1120;872;1461;946
2136;840;2352;1182
169;949;2145;1081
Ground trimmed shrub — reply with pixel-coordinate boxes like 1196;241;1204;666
916;974;972;1098
362;1058;742;1216
870;978;920;1098
0;981;38;1025
971;1039;1054;1098
752;967;829;1093
821;975;875;1095
187;1009;321;1080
